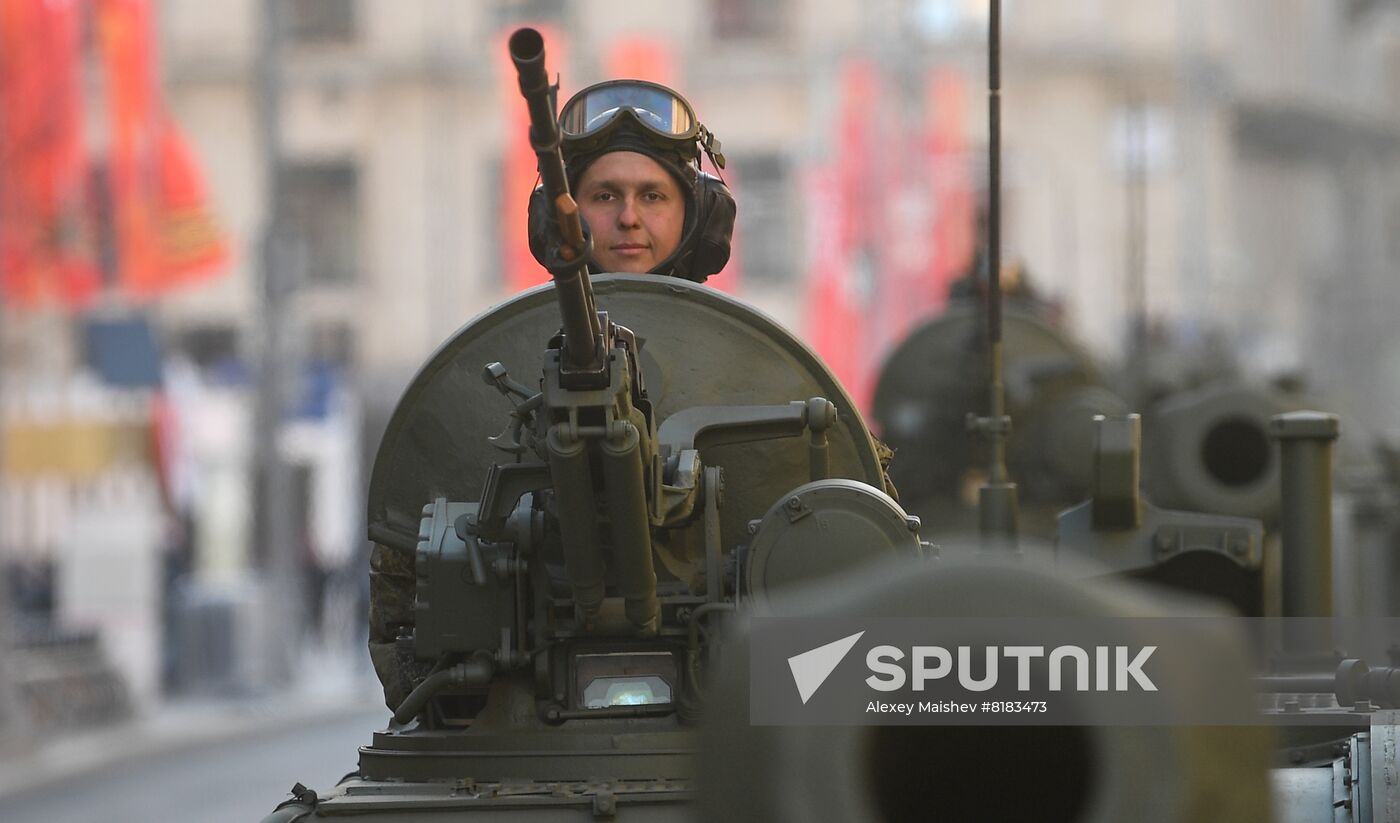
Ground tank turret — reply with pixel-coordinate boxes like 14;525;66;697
872;299;1129;539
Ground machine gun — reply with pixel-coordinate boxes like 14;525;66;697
497;27;664;637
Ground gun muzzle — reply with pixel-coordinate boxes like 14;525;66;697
507;30;566;201
1143;380;1288;522
699;558;1271;823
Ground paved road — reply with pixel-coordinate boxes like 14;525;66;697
0;706;388;823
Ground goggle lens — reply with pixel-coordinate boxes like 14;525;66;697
560;82;696;139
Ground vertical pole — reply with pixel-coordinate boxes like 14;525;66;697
0;181;30;747
976;0;1019;551
251;0;303;679
987;0;1001;365
1125;95;1148;356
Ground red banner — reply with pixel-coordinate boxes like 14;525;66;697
925;68;975;314
872;67;973;358
0;0;229;307
143;120;230;292
803;62;882;409
803;62;975;418
97;0;229;298
0;0;100;306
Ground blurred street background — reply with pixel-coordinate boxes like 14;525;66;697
4;0;1400;819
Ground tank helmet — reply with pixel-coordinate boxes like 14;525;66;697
528;79;736;283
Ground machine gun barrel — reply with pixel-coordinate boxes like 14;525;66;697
508;27;602;372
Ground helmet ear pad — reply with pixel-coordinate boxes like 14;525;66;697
525;170;736;284
526;184;554;271
685;171;736;283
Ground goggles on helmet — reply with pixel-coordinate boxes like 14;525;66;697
560;80;707;162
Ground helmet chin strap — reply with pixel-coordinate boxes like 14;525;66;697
646;244;694;280
645;181;709;282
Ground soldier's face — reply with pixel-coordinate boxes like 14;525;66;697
576;151;685;273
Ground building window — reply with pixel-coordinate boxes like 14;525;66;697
711;0;784;40
730;152;795;284
173;324;247;385
173;324;240;371
277;162;361;286
908;0;1018;41
286;0;358;44
1108;103;1175;177
308;321;356;369
494;0;566;26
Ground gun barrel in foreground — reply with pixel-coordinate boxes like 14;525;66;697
508;27;601;372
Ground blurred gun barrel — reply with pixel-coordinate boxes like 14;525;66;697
1272;412;1339;654
699;559;1271;823
1143;380;1290;522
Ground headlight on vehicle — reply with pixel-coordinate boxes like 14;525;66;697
572;651;677;709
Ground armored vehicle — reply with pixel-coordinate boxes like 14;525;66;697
263;16;1400;823
872;295;1128;538
872;284;1310;545
265;270;933;822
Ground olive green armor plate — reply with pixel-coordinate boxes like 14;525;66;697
368;274;883;557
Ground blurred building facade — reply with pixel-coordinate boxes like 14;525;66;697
155;0;1400;434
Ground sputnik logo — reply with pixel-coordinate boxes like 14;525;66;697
787;631;865;704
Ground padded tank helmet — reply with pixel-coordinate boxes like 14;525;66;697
528;79;736;283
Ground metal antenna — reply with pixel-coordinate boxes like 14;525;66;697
969;0;1019;551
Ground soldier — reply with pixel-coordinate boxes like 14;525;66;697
369;80;735;709
369;79;892;709
527;79;737;282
